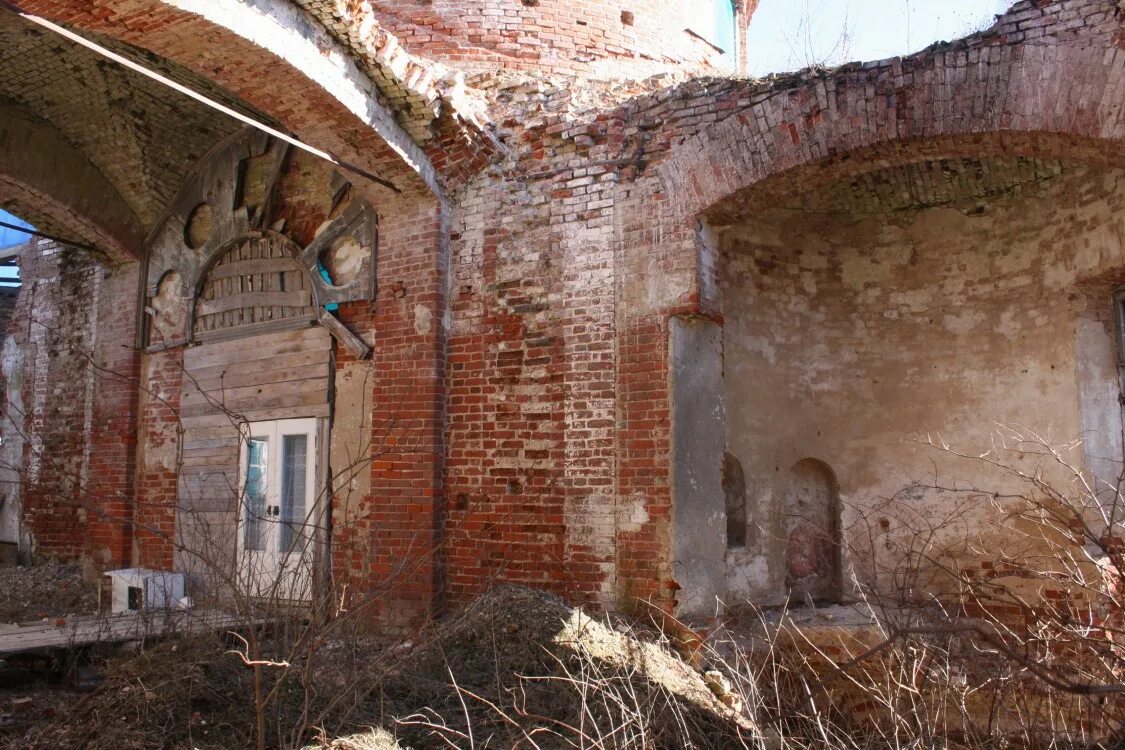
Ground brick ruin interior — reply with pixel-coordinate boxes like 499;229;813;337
0;0;1122;631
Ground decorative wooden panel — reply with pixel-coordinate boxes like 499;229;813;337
193;231;317;341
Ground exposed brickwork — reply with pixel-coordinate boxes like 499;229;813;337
0;13;250;233
20;0;441;204
8;0;1125;628
86;260;142;569
365;0;742;79
330;198;448;630
133;347;181;571
8;239;139;571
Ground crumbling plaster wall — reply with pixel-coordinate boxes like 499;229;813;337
12;0;1124;625
719;164;1125;605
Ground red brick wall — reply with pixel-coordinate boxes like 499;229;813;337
133;347;181;571
11;239;139;571
331;198;448;631
17;0;1125;627
86;260;141;569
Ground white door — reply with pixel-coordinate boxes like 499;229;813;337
237;418;317;601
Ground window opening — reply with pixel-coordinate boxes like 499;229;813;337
237;418;318;601
687;0;738;68
243;436;269;552
279;433;308;553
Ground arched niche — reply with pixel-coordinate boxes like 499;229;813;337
784;458;841;605
723;452;747;548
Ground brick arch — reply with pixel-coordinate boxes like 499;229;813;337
658;14;1125;222
18;0;445;205
0;106;144;259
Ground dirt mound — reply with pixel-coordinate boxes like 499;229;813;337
3;638;259;750
360;585;754;749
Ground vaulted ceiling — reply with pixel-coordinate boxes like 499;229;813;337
0;11;267;253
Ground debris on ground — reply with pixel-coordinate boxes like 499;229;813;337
2;636;260;750
3;586;755;749
0;560;97;624
340;585;755;749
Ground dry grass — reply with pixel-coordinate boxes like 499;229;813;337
6;583;1123;750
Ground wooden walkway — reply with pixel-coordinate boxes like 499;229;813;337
0;609;248;656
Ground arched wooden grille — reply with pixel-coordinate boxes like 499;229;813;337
193;232;317;340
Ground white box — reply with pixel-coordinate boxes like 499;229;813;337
104;568;186;614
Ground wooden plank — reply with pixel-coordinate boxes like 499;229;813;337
180;378;326;411
178;502;238;517
182;425;243;442
180;403;331;430
318;310;371;359
181;437;241;452
184;326;328;370
197;290;310;318
179;483;238;497
180;442;240;459
0;609;259;656
179;478;240;496
204;258;300;282
180;390;328;420
181;453;239;468
185;324;327;362
193;316;317;346
183;373;325;401
183;362;328;394
184;348;327;383
178;482;239;498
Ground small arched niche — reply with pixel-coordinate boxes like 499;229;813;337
723;452;747;548
784;458;841;604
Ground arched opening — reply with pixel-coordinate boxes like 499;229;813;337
191;232;319;341
784;458;840;604
716;153;1125;605
0;208;29;562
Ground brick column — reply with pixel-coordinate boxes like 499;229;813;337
133;347;182;570
332;198;447;631
86;260;142;569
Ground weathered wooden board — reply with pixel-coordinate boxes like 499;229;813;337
184;326;327;370
179;404;331;431
0;609;257;656
184;363;329;393
206;257;302;281
184;348;326;384
180;391;328;421
193;233;319;337
178;326;331;521
197;290;311;317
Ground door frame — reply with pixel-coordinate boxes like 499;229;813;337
236;416;321;601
